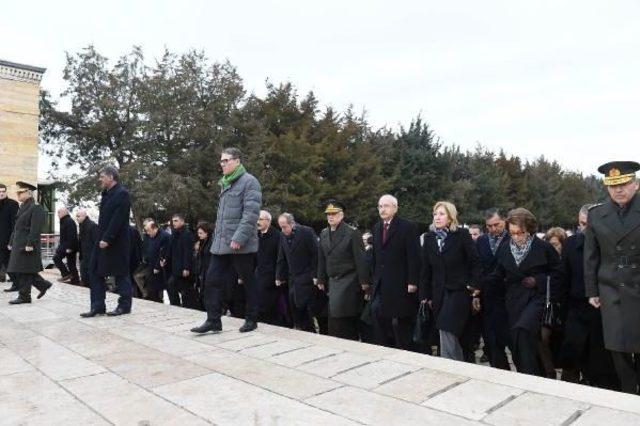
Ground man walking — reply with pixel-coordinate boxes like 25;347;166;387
0;183;19;287
256;210;283;325
165;214;198;308
317;201;369;341
81;166;133;317
53;206;79;284
191;147;262;334
276;213;319;331
7;181;52;304
75;209;98;287
370;195;420;350
585;160;640;394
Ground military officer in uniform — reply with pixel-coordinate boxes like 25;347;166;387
317;201;369;341
7;181;53;304
584;160;640;394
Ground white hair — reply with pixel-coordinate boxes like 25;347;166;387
260;210;272;222
378;194;398;207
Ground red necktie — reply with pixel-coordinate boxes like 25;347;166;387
383;222;389;244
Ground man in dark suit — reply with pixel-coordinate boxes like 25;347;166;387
559;204;619;390
7;181;53;304
75;209;98;287
317;201;369;341
0;183;19;286
276;212;319;331
370;194;420;350
164;213;197;308
256;210;284;325
585;160;640;394
476;207;511;369
81;165;132;317
53;206;79;284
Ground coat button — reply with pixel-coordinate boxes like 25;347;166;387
620;283;625;287
616;245;623;251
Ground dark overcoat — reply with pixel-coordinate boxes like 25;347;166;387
489;237;562;334
58;214;79;252
371;216;420;318
7;197;45;274
0;198;19;247
420;227;481;336
276;225;318;309
167;226;194;278
78;218;98;267
317;222;369;318
256;226;281;309
91;183;132;277
584;195;640;353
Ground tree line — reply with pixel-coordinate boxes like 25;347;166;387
39;46;606;232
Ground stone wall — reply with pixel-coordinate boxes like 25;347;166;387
0;60;45;197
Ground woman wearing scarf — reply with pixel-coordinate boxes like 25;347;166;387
489;208;563;376
420;201;481;361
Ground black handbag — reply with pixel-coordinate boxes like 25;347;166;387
541;275;561;328
412;302;431;345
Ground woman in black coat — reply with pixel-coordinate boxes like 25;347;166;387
194;222;213;311
420;201;481;361
489;208;562;376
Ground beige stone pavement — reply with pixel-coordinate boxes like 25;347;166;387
0;270;639;425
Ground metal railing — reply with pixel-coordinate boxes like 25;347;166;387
41;234;59;268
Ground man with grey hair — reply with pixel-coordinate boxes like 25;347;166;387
53;206;79;284
192;147;262;334
255;210;282;325
75;208;98;287
276;212;319;331
370;194;420;350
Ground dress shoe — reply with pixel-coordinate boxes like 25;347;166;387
80;309;106;318
190;320;222;334
239;320;257;333
3;285;19;292
9;297;31;305
37;281;52;299
57;274;72;283
106;307;130;316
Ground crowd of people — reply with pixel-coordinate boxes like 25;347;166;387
1;149;638;396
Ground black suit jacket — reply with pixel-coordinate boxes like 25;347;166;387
276;224;318;307
58;214;79;252
0;198;19;247
167;226;194;278
92;183;132;277
371;216;420;318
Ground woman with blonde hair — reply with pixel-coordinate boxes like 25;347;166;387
545;227;567;256
420;201;481;361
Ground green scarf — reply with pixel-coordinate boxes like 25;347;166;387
218;163;246;190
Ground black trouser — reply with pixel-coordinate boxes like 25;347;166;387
611;352;640;394
371;304;414;351
17;273;51;300
0;247;15;282
204;253;258;324
167;275;199;309
53;248;78;279
79;261;91;287
89;272;132;312
329;316;360;341
511;327;542;376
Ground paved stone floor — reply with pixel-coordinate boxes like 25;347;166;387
1;272;639;425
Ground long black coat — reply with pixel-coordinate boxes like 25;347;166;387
420;227;481;336
194;236;212;285
476;232;510;345
371;216;420;318
129;226;143;275
78;218;98;267
256;227;281;304
276;225;318;309
91;183;132;277
0;198;19;247
167;226;194;278
584;195;640;353
317;222;369;318
58;214;79;252
562;234;588;301
7;198;45;274
489;237;562;333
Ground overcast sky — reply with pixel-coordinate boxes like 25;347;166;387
2;0;639;178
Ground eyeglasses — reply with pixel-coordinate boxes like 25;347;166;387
219;158;237;165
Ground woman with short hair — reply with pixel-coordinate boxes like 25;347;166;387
489;208;563;375
420;201;481;361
